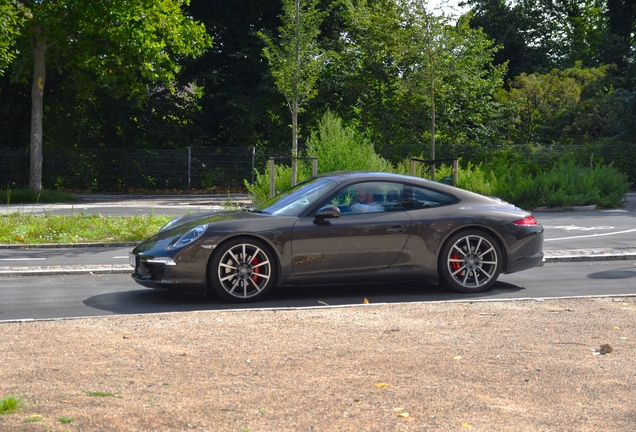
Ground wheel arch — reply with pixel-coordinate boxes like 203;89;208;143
205;234;283;290
437;225;509;273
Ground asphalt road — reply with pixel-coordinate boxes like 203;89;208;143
1;260;635;322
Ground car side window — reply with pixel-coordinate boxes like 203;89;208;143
319;182;405;214
403;185;457;209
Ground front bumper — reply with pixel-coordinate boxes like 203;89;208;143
130;253;208;293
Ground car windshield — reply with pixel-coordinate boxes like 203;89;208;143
254;177;336;216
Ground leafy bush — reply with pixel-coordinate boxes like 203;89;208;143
588;162;630;208
245;162;311;207
486;158;629;209
246;113;630;209
305;111;392;173
246;112;391;206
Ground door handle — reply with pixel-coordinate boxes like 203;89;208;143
387;225;407;233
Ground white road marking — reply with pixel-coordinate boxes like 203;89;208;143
0;258;47;261
113;256;129;259
551;225;614;231
545;228;636;242
602;209;629;213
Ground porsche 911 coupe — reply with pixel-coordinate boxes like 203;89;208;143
130;172;544;302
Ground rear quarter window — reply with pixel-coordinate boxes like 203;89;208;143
405;185;458;209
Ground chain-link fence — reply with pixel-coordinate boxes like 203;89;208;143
2;143;634;191
1;146;293;191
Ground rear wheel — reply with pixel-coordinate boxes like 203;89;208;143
440;230;502;293
209;237;276;302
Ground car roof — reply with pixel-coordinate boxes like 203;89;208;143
315;171;422;182
313;171;488;202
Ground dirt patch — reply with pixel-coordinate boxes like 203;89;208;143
1;297;635;431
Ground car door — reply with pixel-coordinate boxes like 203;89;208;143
290;181;410;275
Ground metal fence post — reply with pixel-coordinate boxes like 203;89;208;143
251;146;255;185
269;157;275;199
187;147;191;190
410;159;415;176
311;157;318;176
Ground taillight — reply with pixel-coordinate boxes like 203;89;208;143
513;216;537;226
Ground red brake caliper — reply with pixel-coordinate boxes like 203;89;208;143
451;254;462;272
251;256;260;282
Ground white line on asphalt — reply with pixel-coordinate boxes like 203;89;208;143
0;258;47;261
545;228;636;242
112;256;129;259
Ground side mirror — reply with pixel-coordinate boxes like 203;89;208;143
314;205;341;221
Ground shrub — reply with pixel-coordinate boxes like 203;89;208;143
305;111;392;173
246;112;391;206
589;162;630;208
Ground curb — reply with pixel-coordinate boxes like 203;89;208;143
0;242;140;250
0;265;133;276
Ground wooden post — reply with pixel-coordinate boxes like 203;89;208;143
452;158;458;186
269;158;275;199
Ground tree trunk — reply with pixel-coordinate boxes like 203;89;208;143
291;100;298;186
430;75;436;181
29;30;47;193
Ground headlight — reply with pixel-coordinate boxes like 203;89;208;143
160;217;181;232
167;224;208;250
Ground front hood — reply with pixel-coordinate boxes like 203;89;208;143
134;210;271;253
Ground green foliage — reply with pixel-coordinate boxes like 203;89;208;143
486;158;629;209
87;391;118;398
245;162;312;207
1;188;79;204
58;417;74;424
0;396;19;414
0;0;25;75
400;4;507;152
246;112;390;205
258;0;328;166
258;0;327;112
587;162;631;208
305;111;392;173
0;214;173;245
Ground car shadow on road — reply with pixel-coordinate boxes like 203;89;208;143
83;280;526;316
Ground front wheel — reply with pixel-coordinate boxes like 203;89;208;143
439;230;502;293
209;238;276;302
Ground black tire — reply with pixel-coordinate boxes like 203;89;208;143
209;237;276;302
439;230;502;293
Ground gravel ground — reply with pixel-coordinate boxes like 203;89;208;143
1;297;635;431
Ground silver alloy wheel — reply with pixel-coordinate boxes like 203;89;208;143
446;234;499;289
216;242;272;299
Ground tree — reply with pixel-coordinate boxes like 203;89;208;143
604;0;636;70
0;0;26;75
259;0;328;185
501;63;618;145
316;0;406;158
176;0;288;150
10;0;211;192
401;1;505;178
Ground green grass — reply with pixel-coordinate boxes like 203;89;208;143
0;396;20;415
87;391;118;398
1;188;79;205
0;213;173;245
58;416;74;424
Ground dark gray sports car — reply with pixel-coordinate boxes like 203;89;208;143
130;172;543;302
